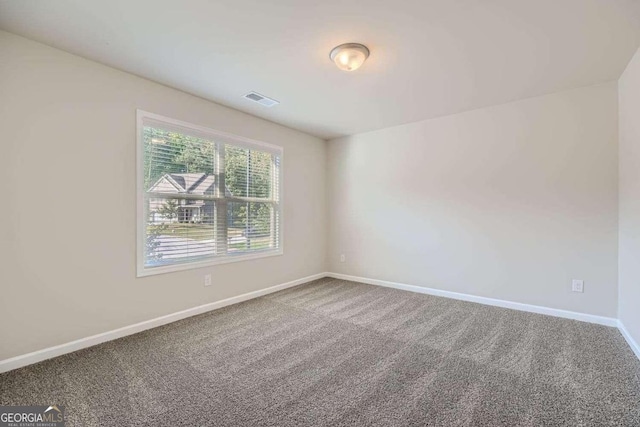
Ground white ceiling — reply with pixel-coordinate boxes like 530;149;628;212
1;0;639;139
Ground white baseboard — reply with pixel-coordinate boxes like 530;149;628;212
2;271;633;374
326;272;618;327
0;272;325;374
618;321;640;360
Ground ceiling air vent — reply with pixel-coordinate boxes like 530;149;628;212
243;91;280;107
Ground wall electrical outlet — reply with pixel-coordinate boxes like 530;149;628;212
572;279;584;293
204;274;212;287
340;254;346;263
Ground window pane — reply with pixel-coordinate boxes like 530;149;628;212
225;145;272;199
145;197;217;267
144;127;216;196
144;126;218;267
227;201;275;253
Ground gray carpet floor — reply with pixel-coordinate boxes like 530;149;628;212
1;277;639;426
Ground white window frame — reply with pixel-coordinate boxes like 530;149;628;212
136;110;284;277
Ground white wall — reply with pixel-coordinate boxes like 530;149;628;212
619;47;640;346
327;83;619;317
0;31;326;361
0;27;629;364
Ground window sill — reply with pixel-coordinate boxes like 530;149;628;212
136;249;284;277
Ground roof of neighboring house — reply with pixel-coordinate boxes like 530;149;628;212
149;173;232;197
169;173;201;191
190;174;216;195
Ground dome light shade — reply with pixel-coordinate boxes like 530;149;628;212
330;43;370;71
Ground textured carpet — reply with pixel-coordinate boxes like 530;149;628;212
1;277;639;426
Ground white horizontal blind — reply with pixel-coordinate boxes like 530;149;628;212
139;112;282;274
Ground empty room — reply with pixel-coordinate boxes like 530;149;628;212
1;0;640;425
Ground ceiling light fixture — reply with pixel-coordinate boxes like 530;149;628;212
329;43;370;71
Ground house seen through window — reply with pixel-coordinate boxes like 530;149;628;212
138;111;282;276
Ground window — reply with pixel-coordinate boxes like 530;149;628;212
137;111;282;276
